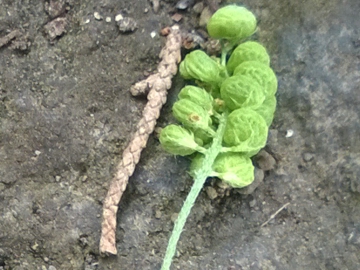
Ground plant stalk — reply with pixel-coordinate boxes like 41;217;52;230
161;112;228;270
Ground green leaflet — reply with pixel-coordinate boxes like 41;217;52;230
172;99;215;136
159;125;205;156
255;95;277;127
193;129;213;146
220;74;266;111
179;50;225;85
207;5;257;42
190;152;255;189
212;153;254;188
222;108;268;155
227;41;270;75
233;61;278;97
178;85;214;114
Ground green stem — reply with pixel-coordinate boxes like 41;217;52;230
195;146;207;154
161;112;228;270
220;47;228;67
220;49;231;79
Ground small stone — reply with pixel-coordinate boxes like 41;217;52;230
216;180;230;189
150;0;160;13
171;213;178;223
255;150;276;171
44;0;66;19
43;257;49;262
144;8;149;13
204;38;221;54
44;17;67;42
176;0;194;10
105;17;111;23
285;129;294;138
55;175;61;182
35;150;41;156
11;210;18;218
199;7;212;27
31;242;39;251
48;266;57;270
205;186;218;200
117;17;137;33
193;2;204;14
42;266;47;270
94;12;102;21
302;152;314;162
155;210;162;219
150;31;157;38
171;13;183;22
249;199;257;208
115;14;123;22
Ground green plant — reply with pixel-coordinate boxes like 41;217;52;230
159;5;277;270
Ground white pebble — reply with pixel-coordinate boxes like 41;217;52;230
285;129;294;138
94;12;102;20
105;16;111;22
150;31;157;38
35;150;41;156
115;14;123;21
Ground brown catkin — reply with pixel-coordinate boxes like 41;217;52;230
99;26;182;255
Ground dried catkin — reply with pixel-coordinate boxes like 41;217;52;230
99;26;182;255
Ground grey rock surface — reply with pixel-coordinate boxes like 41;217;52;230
0;0;359;269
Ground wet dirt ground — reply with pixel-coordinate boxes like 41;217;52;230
1;0;360;269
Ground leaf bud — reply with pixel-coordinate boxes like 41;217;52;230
223;108;268;156
179;50;224;84
178;86;214;114
233;61;277;97
172;99;213;133
227;41;270;74
193;129;213;146
207;5;257;42
212;153;255;188
213;98;226;113
159;125;205;156
255;95;277;126
220;74;265;111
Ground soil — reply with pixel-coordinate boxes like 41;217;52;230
1;0;360;269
